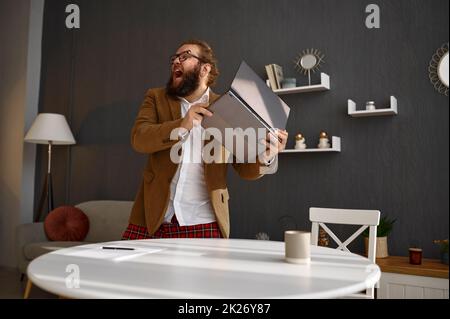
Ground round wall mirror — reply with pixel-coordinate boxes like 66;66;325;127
300;54;318;70
294;48;325;85
438;52;449;88
429;42;449;96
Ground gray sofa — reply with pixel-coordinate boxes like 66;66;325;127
16;200;133;276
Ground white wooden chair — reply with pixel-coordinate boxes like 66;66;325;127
309;207;380;299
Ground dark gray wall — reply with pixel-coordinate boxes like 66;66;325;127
36;0;449;258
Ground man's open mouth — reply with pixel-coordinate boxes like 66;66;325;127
174;70;183;78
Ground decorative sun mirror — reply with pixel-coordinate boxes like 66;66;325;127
294;48;325;85
438;52;449;88
429;42;449;96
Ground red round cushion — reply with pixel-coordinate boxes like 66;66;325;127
44;206;90;241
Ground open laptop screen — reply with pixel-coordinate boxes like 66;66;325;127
230;61;290;130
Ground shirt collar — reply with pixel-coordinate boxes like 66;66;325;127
178;87;210;105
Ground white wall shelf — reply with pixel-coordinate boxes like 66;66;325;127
273;73;330;95
281;136;341;153
348;96;398;117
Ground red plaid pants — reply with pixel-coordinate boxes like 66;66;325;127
121;215;223;240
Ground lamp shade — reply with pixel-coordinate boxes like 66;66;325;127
24;113;76;145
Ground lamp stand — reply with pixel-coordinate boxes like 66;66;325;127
35;141;54;222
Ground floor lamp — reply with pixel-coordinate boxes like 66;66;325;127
24;113;76;222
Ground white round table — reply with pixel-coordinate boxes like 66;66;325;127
27;238;380;299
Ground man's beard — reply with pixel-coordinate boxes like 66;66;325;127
166;63;201;97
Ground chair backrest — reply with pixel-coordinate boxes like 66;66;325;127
76;200;133;242
309;207;380;298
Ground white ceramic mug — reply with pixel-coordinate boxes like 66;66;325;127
285;230;311;264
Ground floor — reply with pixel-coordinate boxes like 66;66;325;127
0;267;56;299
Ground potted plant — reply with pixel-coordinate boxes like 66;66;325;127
363;216;396;258
433;239;449;265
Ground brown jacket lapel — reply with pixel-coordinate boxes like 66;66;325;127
167;94;181;120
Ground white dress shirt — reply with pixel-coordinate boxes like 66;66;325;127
163;88;216;226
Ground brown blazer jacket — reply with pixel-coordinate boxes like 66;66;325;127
128;87;268;238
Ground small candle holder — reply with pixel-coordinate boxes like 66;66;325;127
366;101;376;111
409;248;423;265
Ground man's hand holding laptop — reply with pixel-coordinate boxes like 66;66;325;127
259;129;288;164
180;103;212;131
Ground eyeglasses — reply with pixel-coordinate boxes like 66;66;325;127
169;50;206;65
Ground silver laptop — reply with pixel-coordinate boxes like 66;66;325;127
202;61;291;162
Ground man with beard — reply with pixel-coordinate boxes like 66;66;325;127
122;39;288;240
